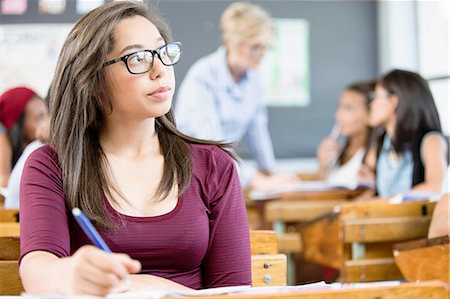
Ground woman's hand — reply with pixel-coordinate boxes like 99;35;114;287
317;136;341;177
60;245;141;296
358;164;375;187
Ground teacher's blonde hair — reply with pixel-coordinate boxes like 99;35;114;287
220;2;272;46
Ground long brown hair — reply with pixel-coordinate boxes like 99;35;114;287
49;0;233;228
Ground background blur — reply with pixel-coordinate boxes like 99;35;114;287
1;0;448;161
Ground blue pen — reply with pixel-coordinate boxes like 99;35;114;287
72;208;112;253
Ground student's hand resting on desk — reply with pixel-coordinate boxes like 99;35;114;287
358;164;375;187
251;171;300;192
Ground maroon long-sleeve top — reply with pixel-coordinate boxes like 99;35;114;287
19;143;251;289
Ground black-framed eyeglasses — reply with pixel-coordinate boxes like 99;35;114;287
103;41;182;74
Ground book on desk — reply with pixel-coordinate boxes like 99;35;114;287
249;180;374;201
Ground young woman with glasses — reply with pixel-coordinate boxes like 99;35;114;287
368;69;448;197
19;1;251;296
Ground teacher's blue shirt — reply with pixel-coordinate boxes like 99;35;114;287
175;47;275;172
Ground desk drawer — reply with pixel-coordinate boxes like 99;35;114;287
251;254;286;286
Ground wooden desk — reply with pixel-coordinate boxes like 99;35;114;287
0;222;20;237
165;281;448;299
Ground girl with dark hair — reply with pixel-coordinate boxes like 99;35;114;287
0;87;48;187
19;1;250;295
369;69;448;197
317;80;375;187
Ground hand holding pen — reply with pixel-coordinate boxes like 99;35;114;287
66;208;141;296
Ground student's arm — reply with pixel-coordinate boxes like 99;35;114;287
202;148;251;288
243;104;276;173
0;128;12;187
412;133;448;193
174;67;224;141
316;136;341;179
20;247;140;296
428;193;450;238
19;146;140;296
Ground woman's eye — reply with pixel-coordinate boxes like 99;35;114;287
128;54;145;65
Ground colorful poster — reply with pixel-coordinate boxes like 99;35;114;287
0;24;73;97
39;0;66;14
1;0;27;15
260;18;310;106
77;0;104;15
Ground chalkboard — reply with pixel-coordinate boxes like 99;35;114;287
1;0;377;158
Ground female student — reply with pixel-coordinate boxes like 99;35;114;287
368;69;448;197
316;81;375;187
19;1;251;296
0;87;48;187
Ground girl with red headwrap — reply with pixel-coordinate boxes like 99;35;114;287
0;86;48;187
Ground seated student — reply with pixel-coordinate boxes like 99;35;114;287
316;81;375;187
4;117;49;209
0;87;48;187
19;1;251;296
368;69;448;198
0;123;11;189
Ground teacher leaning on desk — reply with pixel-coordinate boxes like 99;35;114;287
18;1;251;296
174;2;298;190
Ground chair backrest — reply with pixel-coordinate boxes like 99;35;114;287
394;235;449;283
299;200;436;282
0;208;19;223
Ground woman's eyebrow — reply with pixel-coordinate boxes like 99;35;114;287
119;37;165;55
119;44;144;55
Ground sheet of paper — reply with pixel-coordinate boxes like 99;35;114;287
107;285;251;298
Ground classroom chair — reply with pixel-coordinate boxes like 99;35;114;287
394;235;449;284
299;200;436;282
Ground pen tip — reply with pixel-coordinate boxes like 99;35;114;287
72;207;81;216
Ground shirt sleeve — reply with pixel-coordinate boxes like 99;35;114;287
174;65;224;141
201;147;251;288
243;103;276;172
19;145;70;264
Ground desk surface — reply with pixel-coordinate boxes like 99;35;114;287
166;281;448;299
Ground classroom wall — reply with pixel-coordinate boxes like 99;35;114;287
1;0;378;158
160;0;378;158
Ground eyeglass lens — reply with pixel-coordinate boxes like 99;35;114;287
127;43;181;74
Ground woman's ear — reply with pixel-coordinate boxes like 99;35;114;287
389;94;399;113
